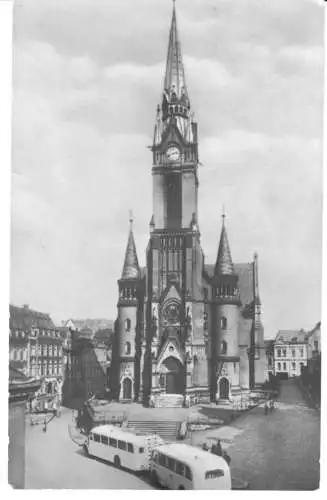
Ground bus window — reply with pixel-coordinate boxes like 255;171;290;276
139;447;145;454
158;453;166;466
185;466;192;480
167;457;175;471
205;470;224;480
127;443;134;453
109;438;117;448
93;434;100;443
176;461;185;476
101;435;109;445
118;440;126;451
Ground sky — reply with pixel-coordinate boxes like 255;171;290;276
10;0;323;337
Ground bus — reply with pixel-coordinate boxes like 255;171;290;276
150;443;232;490
84;425;164;472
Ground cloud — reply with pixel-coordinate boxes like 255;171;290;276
10;0;323;336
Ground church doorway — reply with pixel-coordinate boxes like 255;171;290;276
219;377;229;400
162;357;184;394
122;378;132;400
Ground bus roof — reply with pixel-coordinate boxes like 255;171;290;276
91;425;162;443
155;443;229;471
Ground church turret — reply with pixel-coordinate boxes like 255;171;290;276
211;210;241;402
114;214;144;401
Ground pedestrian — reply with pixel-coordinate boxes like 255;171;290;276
216;439;223;457
264;401;268;415
269;398;274;412
202;442;209;451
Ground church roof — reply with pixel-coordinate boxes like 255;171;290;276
121;222;141;280
214;222;234;275
205;262;255;306
164;1;188;100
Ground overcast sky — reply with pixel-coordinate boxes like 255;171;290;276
10;0;323;337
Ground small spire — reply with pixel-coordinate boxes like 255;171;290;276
222;205;226;226
121;211;140;280
215;212;234;275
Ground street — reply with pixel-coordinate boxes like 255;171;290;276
25;379;320;489
25;408;153;489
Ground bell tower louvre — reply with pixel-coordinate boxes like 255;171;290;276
111;1;265;407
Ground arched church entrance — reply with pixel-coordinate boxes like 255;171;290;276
219;377;229;400
161;357;184;394
122;378;132;400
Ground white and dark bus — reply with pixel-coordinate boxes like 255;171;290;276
84;424;164;472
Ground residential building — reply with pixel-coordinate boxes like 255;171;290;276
9;304;65;398
274;330;308;378
307;321;321;375
110;3;265;406
264;339;274;381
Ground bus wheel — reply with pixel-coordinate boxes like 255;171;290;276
114;455;121;468
83;444;89;456
150;470;158;485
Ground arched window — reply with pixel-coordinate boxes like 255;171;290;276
277;348;281;358
220;317;227;330
277;362;281;371
125;319;131;332
221;341;227;355
292;349;295;357
125;342;131;355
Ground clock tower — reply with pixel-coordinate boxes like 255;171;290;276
142;1;206;406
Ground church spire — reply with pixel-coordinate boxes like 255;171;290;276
215;208;234;276
121;212;141;280
163;0;189;103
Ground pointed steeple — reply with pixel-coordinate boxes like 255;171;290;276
215;208;234;276
121;212;140;280
164;0;188;102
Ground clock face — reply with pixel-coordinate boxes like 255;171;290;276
166;146;180;162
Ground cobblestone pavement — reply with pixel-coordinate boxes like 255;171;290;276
190;379;320;490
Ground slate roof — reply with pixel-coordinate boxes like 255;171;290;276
9;304;55;331
275;330;308;344
205;262;254;306
121;223;141;280
215;224;234;275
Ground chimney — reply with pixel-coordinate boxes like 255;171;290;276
23;304;29;309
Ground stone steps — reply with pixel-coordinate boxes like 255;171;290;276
153;393;184;408
125;419;180;441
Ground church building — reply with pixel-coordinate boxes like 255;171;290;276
110;3;265;406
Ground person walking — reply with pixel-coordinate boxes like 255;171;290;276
264;401;269;415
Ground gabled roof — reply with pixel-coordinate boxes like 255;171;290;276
275;330;308;344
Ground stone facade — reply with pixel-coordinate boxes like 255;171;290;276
110;3;265;405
